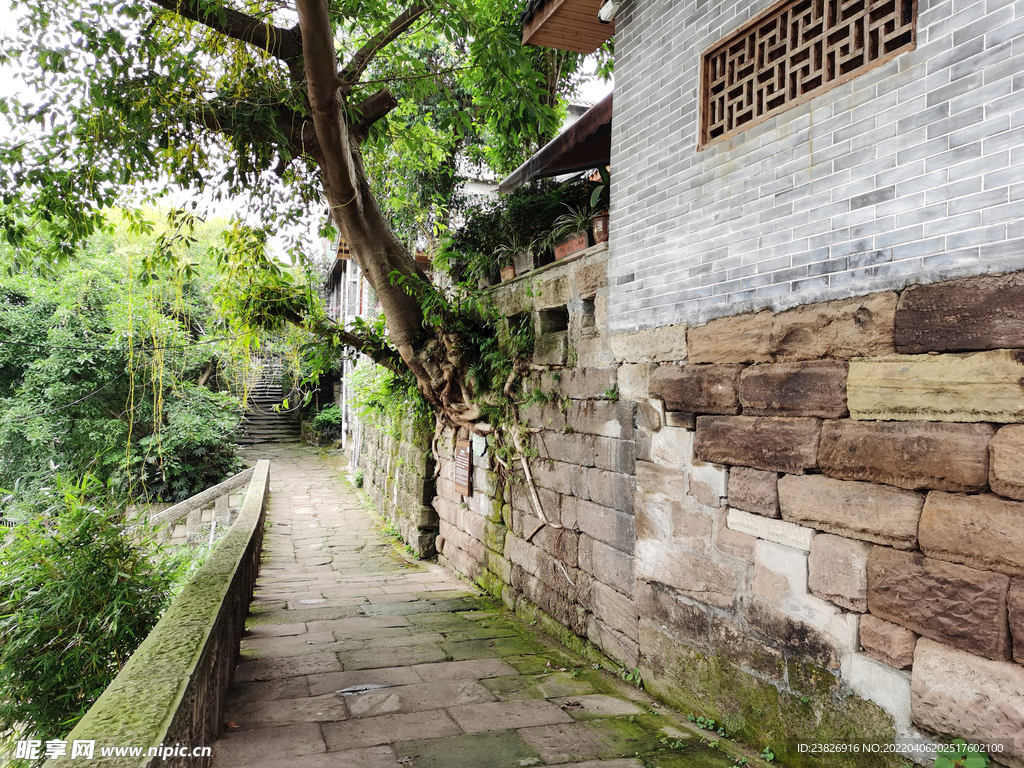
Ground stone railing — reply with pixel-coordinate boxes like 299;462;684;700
46;460;271;768
147;467;256;544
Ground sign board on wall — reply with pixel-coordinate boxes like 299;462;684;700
454;439;472;497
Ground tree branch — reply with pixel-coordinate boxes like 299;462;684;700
147;0;303;73
350;88;399;141
338;3;428;93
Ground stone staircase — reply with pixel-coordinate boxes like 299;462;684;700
237;365;301;445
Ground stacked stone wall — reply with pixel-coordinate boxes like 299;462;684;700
363;244;1024;766
358;416;437;557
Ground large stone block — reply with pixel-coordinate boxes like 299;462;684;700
540;367;617;400
591;580;638;642
778;474;924;549
634;544;737;611
688;311;773;364
819;420;993;492
713;508;755;561
608;323;688;364
650;426;695;470
846;654;913;736
859;614;917;670
911;639;1024;767
576;499;635;555
618;363;657;401
808;534;871;612
895;271;1024;354
586;468;636;514
770;292;898;361
848;350;1024;423
1011;579;1024;664
727;508;815;551
695;415;821;474
739;360;849;418
580;535;635;598
649;364;743;415
634;580;712;650
727;466;780;518
567;400;636;439
991;425;1024;501
867;547;1011;661
753;539;808;603
919;492;1024;576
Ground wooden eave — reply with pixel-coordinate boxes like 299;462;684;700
522;0;613;54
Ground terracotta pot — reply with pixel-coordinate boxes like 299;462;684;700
592;212;609;244
500;265;516;281
554;232;589;260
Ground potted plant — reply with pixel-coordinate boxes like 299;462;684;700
493;232;533;281
590;166;610;244
550;204;594;259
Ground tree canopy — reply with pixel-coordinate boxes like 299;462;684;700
0;0;609;430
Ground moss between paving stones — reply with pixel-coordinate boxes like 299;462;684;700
395;731;541;768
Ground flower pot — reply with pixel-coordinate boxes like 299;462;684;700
500;265;516;281
592;212;609;244
512;249;534;275
554;232;589;260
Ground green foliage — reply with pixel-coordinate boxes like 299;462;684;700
760;746;776;763
935;740;990;768
0;475;183;743
311;403;343;436
119;384;244;502
435;177;595;284
349;356;433;445
0;213;250;508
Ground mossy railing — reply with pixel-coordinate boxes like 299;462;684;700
45;460;271;768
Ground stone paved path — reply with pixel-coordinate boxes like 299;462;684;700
211;444;758;768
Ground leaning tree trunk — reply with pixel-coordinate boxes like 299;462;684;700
295;0;483;430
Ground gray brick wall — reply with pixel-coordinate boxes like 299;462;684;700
608;0;1024;332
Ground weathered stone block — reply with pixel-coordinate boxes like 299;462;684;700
778;474;924;549
582;536;635;598
688;459;728;508
530;524;579;569
846;654;913;735
575;261;607;299
688;311;773;364
650;425;694;470
753;539;808;603
695;415;821;474
728;466;780;518
727;508;815;551
859;614;917;670
635;580;712;650
567;400;636;439
713;508;755;561
540;367;617;400
770;292;898;361
618;363;656;401
911;638;1024;765
608;323;688;364
634;544;737;611
808;534;871;612
739;360;849;418
867;547;1011;660
664;411;696;428
991;425;1024;501
534;331;568;366
819;420;993;492
649;364;743;415
1011;578;1024;664
576;499;635;555
586;615;639;667
635;401;662;433
920;492;1024;576
895;271;1024;354
587;468;635;514
591;580;638;642
745;600;842;669
848;350;1024;423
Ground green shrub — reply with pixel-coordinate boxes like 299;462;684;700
0;476;180;744
311;403;343;436
117;383;244;502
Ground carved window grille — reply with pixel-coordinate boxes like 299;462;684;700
700;0;917;148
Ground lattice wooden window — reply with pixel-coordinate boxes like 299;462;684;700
700;0;917;148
